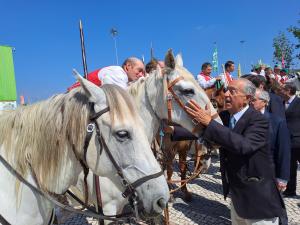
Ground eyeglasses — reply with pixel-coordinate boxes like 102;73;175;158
251;98;266;102
223;87;247;97
223;87;239;95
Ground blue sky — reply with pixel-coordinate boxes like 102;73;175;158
1;0;300;102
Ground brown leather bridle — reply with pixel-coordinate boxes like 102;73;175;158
166;76;219;133
81;103;164;223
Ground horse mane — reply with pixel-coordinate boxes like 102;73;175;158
0;84;136;192
128;76;147;98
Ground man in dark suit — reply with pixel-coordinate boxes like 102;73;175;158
185;79;284;224
246;75;286;119
251;88;290;191
282;83;300;197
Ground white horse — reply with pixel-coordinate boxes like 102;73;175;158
73;50;222;222
0;75;169;225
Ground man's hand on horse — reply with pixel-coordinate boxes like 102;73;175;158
185;99;212;127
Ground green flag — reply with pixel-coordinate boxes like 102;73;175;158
212;46;218;72
0;46;17;101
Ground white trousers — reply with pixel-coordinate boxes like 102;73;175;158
231;203;279;225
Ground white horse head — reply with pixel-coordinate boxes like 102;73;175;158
129;49;222;141
76;77;169;216
0;75;168;225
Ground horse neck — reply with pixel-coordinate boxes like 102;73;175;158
45;147;83;194
133;75;164;143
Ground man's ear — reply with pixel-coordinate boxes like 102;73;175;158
123;62;132;73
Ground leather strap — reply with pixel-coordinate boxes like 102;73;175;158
122;170;164;198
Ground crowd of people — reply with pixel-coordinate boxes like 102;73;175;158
67;56;299;225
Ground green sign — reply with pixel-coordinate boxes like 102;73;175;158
0;46;17;101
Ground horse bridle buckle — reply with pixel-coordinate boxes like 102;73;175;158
192;118;199;126
167;93;173;100
87;123;95;133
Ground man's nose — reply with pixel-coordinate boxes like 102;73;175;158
137;72;144;77
224;90;230;97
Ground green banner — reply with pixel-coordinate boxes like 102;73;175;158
0;46;17;101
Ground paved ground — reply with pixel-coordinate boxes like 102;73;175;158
61;157;300;225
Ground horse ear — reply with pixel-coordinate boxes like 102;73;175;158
175;53;183;67
72;69;102;103
164;49;175;69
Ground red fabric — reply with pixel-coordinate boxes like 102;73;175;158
67;69;102;91
280;76;288;84
225;72;233;83
199;72;211;81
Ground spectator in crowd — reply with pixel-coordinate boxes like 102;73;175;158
279;69;289;85
221;60;234;84
282;83;300;197
145;58;164;75
274;65;282;82
246;75;285;119
251;88;290;191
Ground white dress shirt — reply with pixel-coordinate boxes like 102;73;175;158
231;105;249;127
196;74;216;89
98;66;128;89
285;95;296;109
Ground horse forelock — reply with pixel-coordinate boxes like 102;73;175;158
101;84;139;125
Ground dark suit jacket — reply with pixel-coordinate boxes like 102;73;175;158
264;111;290;181
285;96;300;149
203;106;284;219
267;92;286;119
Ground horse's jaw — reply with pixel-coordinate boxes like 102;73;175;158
138;75;165;143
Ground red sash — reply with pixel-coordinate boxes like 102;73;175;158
67;69;102;91
225;72;233;83
199;72;211;81
280;76;288;84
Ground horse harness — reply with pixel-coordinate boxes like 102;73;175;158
78;103;165;223
166;76;219;132
0;102;164;224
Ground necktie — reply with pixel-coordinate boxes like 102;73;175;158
229;116;236;129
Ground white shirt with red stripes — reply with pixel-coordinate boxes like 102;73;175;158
197;72;216;89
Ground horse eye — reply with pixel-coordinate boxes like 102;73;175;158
115;130;131;142
180;89;195;96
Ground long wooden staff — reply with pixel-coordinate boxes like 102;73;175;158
79;20;88;78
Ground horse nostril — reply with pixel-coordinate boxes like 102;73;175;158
157;198;167;210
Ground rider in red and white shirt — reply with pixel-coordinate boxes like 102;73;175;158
197;62;222;89
279;68;289;85
68;57;145;91
219;60;234;86
273;64;282;82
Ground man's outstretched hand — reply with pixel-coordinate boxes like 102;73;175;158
185;99;212;127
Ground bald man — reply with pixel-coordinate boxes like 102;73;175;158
68;57;145;90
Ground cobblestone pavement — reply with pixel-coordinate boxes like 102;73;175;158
61;157;300;225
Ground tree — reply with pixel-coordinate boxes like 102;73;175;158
288;16;300;61
272;32;294;68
